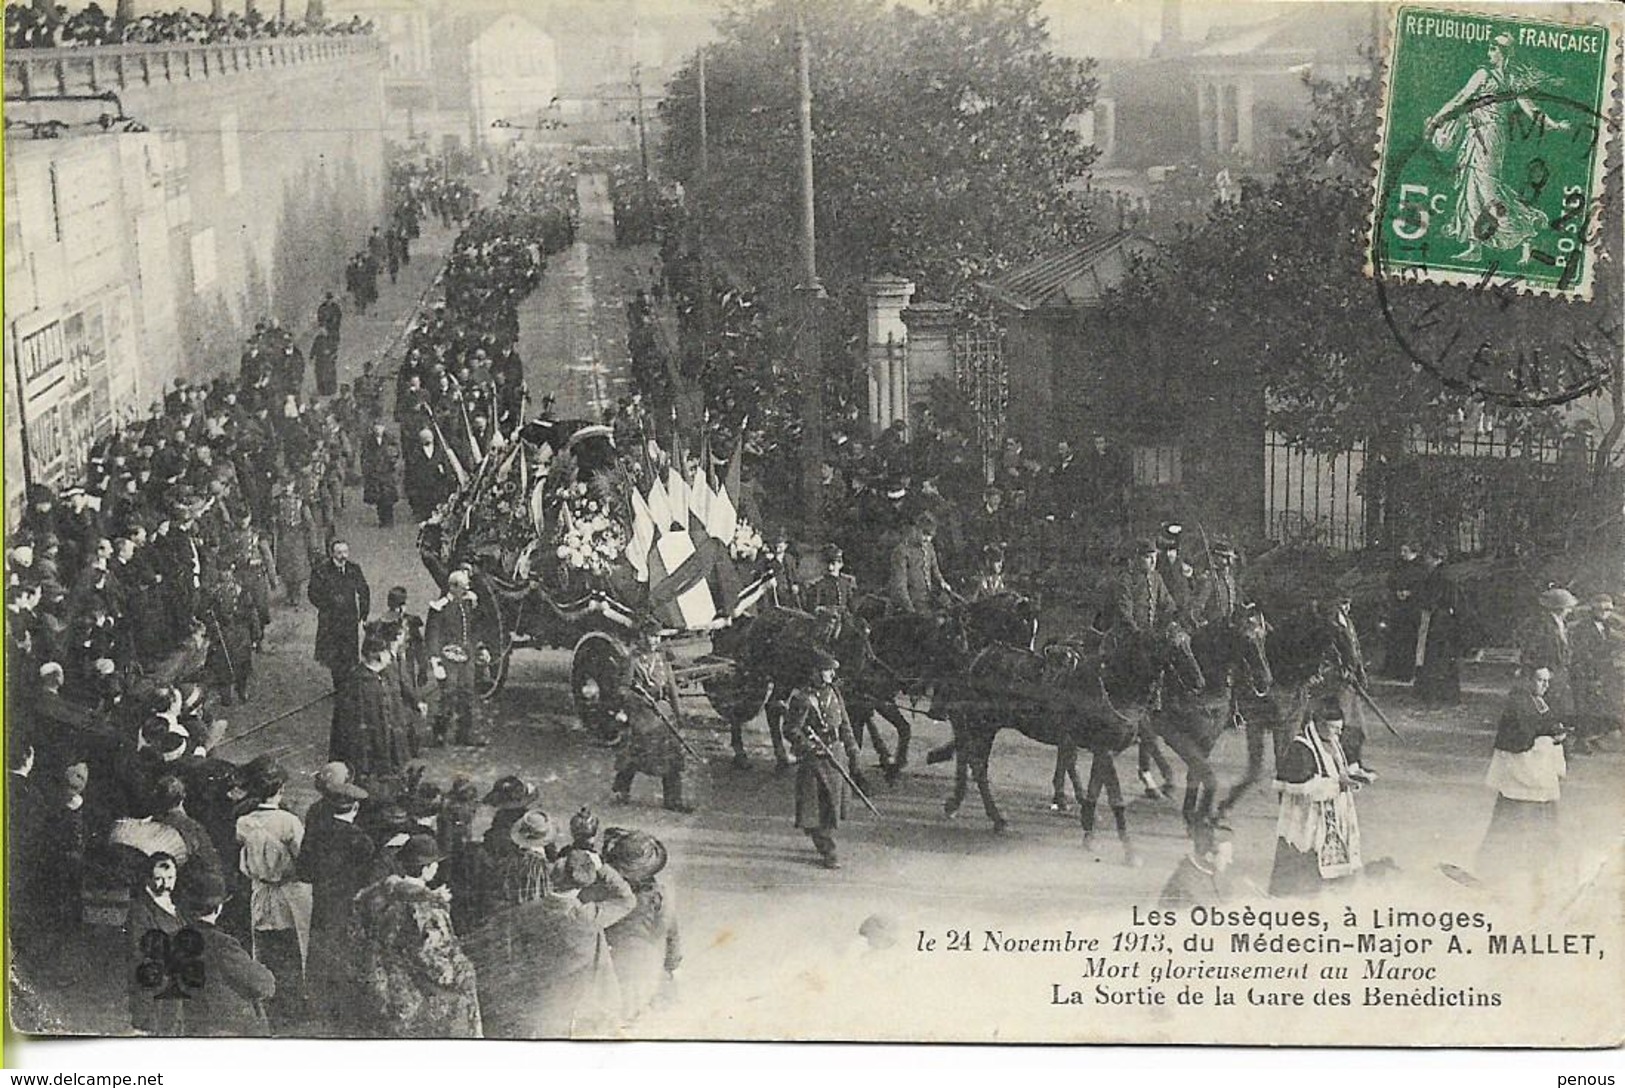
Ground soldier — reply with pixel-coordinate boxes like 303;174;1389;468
424;568;490;748
610;617;693;813
1157;523;1196;625
888;512;955;615
1192;540;1244;628
782;649;866;870
804;544;857;612
1111;539;1177;636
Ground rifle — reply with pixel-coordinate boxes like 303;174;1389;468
1352;682;1402;738
799;699;883;818
629;692;705;762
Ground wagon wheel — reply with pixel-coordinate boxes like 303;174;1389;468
572;630;628;740
471;570;513;701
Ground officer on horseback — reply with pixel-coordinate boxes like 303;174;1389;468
611;615;695;814
1193;540;1244;629
1110;539;1179;801
805;544;858;612
888;512;956;615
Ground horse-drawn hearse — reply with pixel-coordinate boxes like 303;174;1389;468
417;415;781;740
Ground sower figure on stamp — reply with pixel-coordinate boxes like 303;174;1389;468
783;649;867;870
612;616;694;814
424;567;490;748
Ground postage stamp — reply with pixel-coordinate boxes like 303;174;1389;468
1369;5;1618;298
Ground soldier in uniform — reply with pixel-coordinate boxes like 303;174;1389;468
1157;524;1196;625
804;544;857;612
610;617;693;813
1192;540;1244;628
888;512;955;614
424;568;491;748
1111;539;1178;636
782;649;866;870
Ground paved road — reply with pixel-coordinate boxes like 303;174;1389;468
20;170;1623;1041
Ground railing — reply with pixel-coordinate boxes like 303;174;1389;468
4;35;380;98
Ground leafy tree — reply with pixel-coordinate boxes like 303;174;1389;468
658;0;1099;330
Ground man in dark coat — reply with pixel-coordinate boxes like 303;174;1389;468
331;642;403;782
403;427;454;523
125;852;188;1036
316;291;342;342
175;870;275;1036
1156;524;1196;625
804;544;858;612
308;539;370;690
1414;547;1466;706
783;650;866;870
311;328;340;399
1112;539;1178;635
1384;543;1425;681
296;762;375;1031
360;421;401;528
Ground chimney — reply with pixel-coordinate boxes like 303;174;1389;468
1160;0;1184;53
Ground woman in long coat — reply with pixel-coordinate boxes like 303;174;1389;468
465;815;637;1039
348;835;481;1038
1477;666;1568;897
270;481;316;607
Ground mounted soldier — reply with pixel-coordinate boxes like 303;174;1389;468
424;568;490;748
804;544;857;613
888;512;956;615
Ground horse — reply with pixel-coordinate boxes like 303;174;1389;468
1145;606;1274;830
1211;602;1347;817
939;622;1205;862
708;605;884;770
869;594;1039;779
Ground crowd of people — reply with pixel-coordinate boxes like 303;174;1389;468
5;3;371;49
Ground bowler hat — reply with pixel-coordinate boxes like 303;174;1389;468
606;830;668;884
314;762;368;802
509;809;554;852
1539;587;1579;610
396;834;445;874
483;775;538;809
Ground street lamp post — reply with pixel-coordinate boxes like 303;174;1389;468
794;4;826;539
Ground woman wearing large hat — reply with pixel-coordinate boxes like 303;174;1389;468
463;818;638;1038
1516;586;1579;724
599;830;681;1021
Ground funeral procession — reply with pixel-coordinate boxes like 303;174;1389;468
3;0;1622;1047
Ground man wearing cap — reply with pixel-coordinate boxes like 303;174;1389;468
1156;524;1196;624
1192;541;1244;629
805;545;858;612
1571;594;1625;751
1269;696;1363;897
889;513;954;615
297;763;375;1030
612;619;693;813
425;568;490;748
308;539;371;692
349;834;482;1038
1517;587;1578;726
175;870;276;1036
783;650;865;870
1111;539;1178;636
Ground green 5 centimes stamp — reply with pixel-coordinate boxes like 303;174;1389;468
1370;6;1618;298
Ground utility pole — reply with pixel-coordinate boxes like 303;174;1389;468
794;4;826;537
632;16;651;184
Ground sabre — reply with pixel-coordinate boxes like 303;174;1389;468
1352;682;1402;738
801;703;883;818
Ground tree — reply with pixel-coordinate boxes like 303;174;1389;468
658;0;1099;331
1101;62;1621;463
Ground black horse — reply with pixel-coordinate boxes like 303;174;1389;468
1145;607;1274;830
939;623;1205;862
871;594;1039;779
1211;603;1347;817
